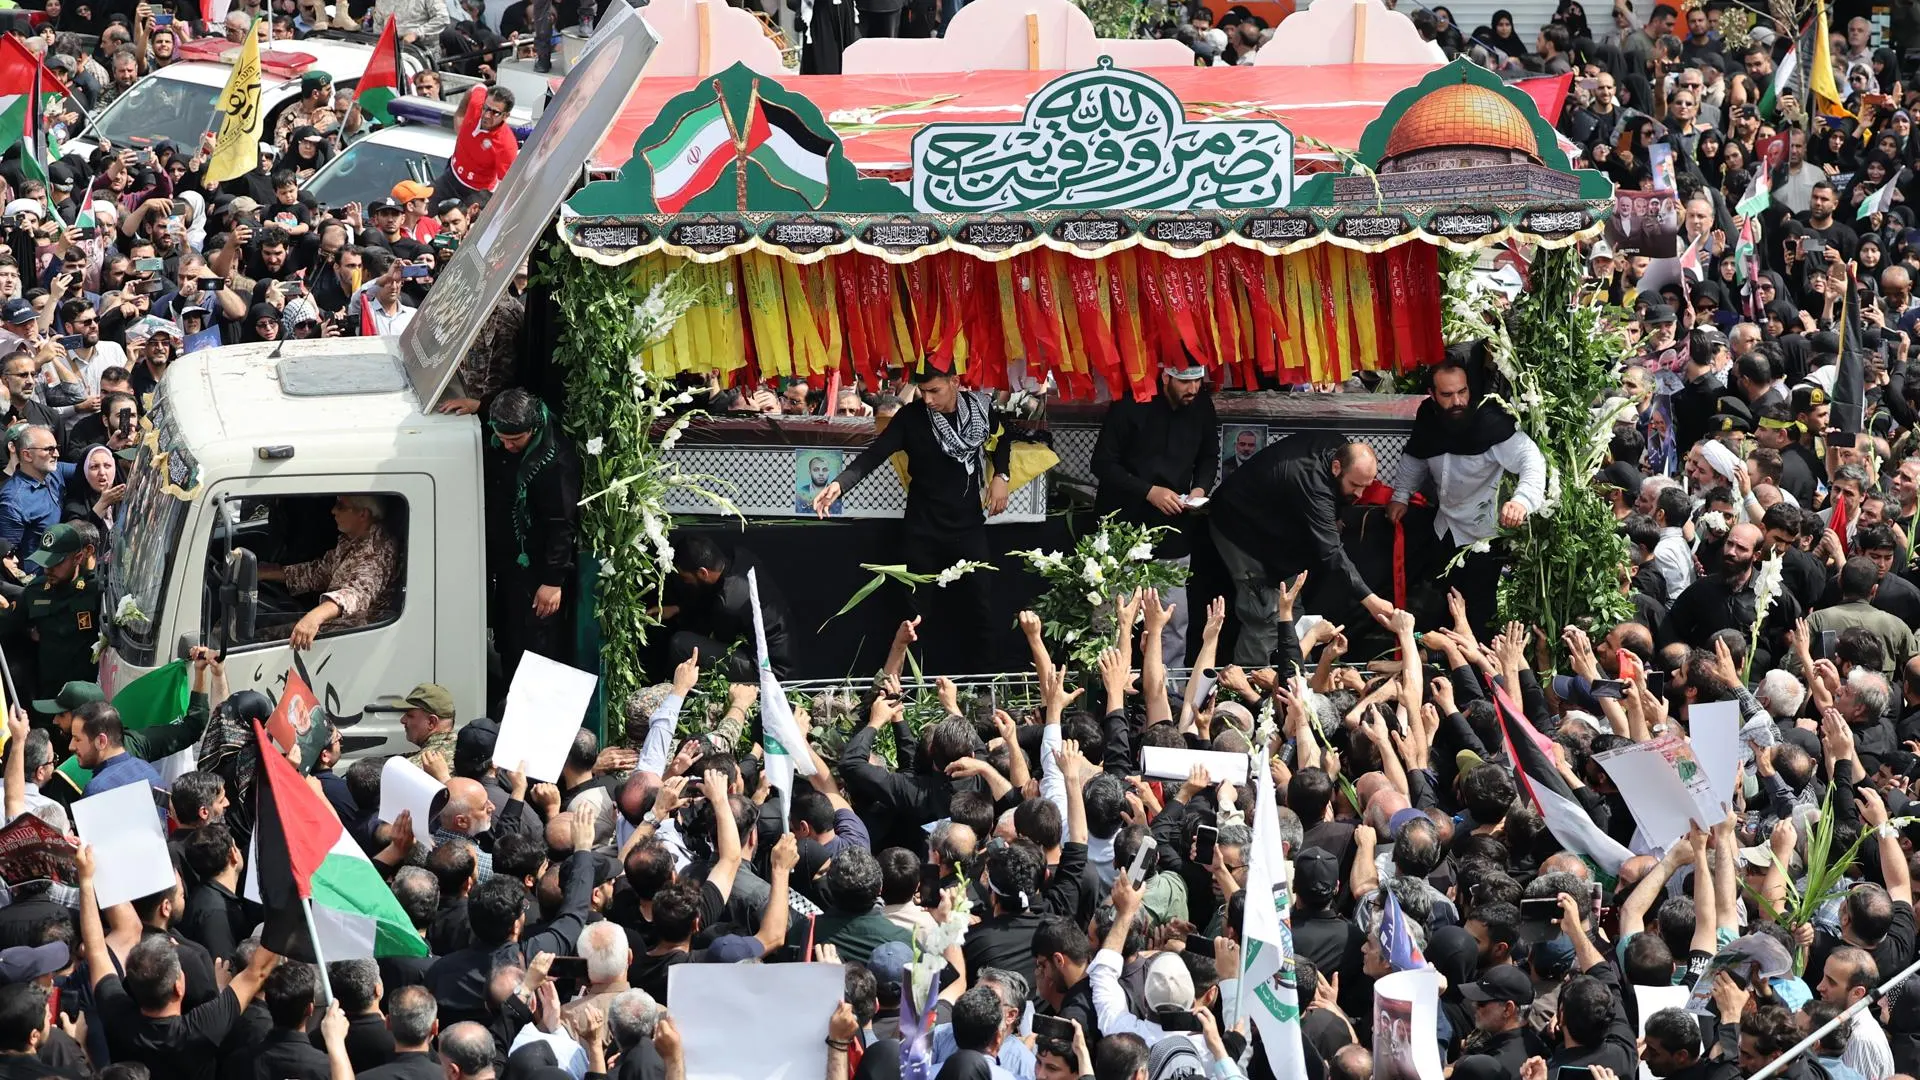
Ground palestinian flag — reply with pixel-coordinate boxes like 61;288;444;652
247;719;427;961
0;36;68;182
53;661;196;796
746;95;830;208
1489;678;1632;881
1759;41;1801;120
644;96;739;215
1735;169;1770;217
355;16;407;127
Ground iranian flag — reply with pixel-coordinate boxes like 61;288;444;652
355;16;407;127
745;96;830;208
246;719;427;961
644;97;739;214
1490;679;1633;881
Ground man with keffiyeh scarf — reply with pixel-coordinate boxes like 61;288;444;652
812;358;1012;673
484;388;581;687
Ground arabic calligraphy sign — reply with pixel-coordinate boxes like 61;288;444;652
910;58;1294;215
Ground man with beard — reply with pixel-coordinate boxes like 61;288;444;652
659;536;792;682
1660;522;1803;670
1090;357;1219;666
483;389;581;685
1387;347;1546;633
1210;432;1395;665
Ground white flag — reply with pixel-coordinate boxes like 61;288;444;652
1238;753;1307;1078
748;569;813;831
1860;168;1908;220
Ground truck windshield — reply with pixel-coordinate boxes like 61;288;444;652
106;401;194;666
87;74;222;152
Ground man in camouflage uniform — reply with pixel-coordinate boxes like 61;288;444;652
398;682;457;770
1;523;103;718
257;494;400;650
437;293;525;417
272;71;340;151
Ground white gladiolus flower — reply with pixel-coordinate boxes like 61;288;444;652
585;437;605;456
1063;629;1080;643
1082;558;1104;585
935;563;970;587
1086;591;1103;606
1126;541;1154;562
1092;533;1111;555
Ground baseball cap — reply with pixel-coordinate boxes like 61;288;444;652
26;523;87;570
391;180;433;203
1588;238;1614;262
1530;935;1576;979
1388;806;1427;839
1142;951;1195;1012
31;680;104;715
1456;748;1488;774
402;683;456;719
1295;846;1339;901
1551;674;1601;713
0;298;35;326
1643;303;1677;326
226;196;261;215
703;935;767;963
868;940;913;1000
1459;964;1535;1005
1736;845;1774;869
1597;460;1643;500
453;717;500;777
0;942;67;984
369;197;404;214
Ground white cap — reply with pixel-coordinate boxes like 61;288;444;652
1590;238;1615;261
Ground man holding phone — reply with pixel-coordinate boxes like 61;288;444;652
56;299;126;396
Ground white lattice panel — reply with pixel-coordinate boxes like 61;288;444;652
662;445;1045;522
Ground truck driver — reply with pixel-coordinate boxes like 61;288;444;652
255;494;400;649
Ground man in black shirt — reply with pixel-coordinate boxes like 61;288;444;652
813;359;1013;671
252;962;332;1080
1454;965;1550;1076
0;981;81;1079
1090;359;1219;666
77;844;277;1080
357;985;442;1080
1661;523;1803;670
310;958;395;1074
1208;433;1394;665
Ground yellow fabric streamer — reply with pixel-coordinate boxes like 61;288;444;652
1324;248;1355;383
741;254;793;377
1272;256;1304;379
1345;250;1379;379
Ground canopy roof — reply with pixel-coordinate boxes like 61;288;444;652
591;62;1446;173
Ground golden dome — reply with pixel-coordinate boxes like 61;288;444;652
1382;81;1541;162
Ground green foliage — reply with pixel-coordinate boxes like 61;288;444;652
545;251;719;724
1444;248;1634;644
1011;515;1189;670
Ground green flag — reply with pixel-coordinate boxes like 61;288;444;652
55;661;195;792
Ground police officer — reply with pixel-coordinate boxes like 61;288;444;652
1;522;102;719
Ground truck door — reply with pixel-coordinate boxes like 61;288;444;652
198;471;436;759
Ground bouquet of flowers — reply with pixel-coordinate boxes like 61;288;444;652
1013;515;1188;669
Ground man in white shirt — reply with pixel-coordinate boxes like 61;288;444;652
1818;946;1896;1079
55;299;126;395
1649;484;1697;600
358;257;417;336
1387;349;1546;632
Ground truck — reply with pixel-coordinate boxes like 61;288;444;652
94;7;661;760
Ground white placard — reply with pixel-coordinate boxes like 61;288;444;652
379;756;446;836
1634;984;1691;1080
73;780;174;908
494;652;599;783
1594;740;1706;852
1372;968;1443;1080
1689;701;1741;818
1141;746;1250;785
669;962;843;1080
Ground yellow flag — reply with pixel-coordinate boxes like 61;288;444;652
205;19;263;184
1810;0;1850;119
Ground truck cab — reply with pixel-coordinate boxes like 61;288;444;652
98;339;488;758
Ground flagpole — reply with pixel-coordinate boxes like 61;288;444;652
0;644;20;717
300;896;335;1005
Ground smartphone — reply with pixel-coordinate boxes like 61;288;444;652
1829;431;1859;448
1617;649;1643;683
401;263;431;279
136;278;166;294
199;277;224;291
1194;823;1218;867
134;257;164;273
1127;835;1157;887
1802;237;1828;257
1591;679;1628;699
1576;77;1598;93
1184;934;1217;958
1519;897;1563;923
283;281;305;297
546;955;589;981
57;335;82;351
1030;1014;1075;1043
1646;670;1669;699
1557;1069;1595;1080
1818;630;1839;659
133;149;153;165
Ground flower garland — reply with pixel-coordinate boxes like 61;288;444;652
548;253;733;722
1440;248;1634;640
1012;515;1188;670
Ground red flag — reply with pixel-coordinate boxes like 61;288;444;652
1832;488;1850;555
359;291;375;336
266;667;317;754
1512;71;1574;127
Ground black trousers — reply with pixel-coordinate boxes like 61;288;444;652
492;569;568;692
1439;529;1504;639
859;7;899;35
901;524;992;675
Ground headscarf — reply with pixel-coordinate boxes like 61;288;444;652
934;1050;997;1080
281;295;321;337
196;690;275;842
243;302;282;343
79;444;117;496
287;125;336;174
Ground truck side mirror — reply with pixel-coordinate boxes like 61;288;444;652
220;548;257;648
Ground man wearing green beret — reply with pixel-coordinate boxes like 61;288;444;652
2;523;102;719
